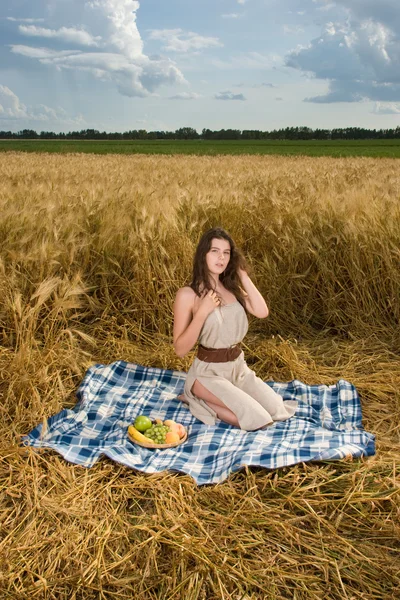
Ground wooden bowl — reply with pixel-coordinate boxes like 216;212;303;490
128;428;188;449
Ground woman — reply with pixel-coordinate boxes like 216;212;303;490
173;227;297;431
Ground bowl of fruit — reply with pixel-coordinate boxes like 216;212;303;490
128;415;187;449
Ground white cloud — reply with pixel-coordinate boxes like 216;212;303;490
215;91;246;101
0;85;84;126
10;47;185;97
19;25;102;47
0;85;28;119
89;0;143;59
29;105;85;126
372;102;400;114
7;0;186;98
39;51;137;70
237;0;247;4
6;17;45;23
148;29;222;53
10;45;82;59
304;80;400;104
286;2;400;103
169;92;201;100
333;0;400;32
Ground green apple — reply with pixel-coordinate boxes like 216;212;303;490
134;415;152;432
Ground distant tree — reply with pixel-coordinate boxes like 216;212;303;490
222;129;241;140
0;130;14;139
7;125;400;141
39;131;58;139
151;130;167;139
242;130;263;139
175;127;199;139
313;129;331;140
201;128;213;139
18;129;38;139
298;126;313;140
136;129;148;140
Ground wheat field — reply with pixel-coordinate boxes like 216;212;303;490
1;151;399;599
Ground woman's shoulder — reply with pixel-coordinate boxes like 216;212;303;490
176;285;196;297
175;286;197;305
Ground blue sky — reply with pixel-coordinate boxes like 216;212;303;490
1;0;400;133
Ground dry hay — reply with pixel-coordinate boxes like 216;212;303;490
0;152;399;599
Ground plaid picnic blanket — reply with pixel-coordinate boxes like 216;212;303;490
23;361;375;485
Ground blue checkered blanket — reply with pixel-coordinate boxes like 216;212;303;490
23;361;375;485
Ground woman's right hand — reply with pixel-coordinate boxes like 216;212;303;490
197;290;221;318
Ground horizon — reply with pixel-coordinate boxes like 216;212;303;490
2;125;400;138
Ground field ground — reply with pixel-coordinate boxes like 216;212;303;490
1;138;400;157
0;151;399;599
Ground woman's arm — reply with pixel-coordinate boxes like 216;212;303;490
238;268;269;318
173;288;219;357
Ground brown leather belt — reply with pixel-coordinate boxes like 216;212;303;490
197;344;242;363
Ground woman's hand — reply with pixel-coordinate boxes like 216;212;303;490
197;290;221;318
173;287;219;358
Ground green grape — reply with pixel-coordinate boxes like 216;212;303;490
145;422;168;444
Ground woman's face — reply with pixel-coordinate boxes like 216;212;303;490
206;237;231;276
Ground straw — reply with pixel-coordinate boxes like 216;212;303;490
0;151;399;599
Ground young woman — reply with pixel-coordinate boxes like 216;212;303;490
173;227;297;431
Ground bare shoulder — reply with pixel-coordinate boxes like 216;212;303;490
176;286;195;298
174;286;197;308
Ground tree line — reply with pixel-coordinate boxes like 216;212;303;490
1;126;400;140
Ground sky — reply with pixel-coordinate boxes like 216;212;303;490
1;0;400;133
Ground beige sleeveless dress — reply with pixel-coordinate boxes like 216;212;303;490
183;301;298;431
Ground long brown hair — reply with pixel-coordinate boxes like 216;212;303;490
190;227;249;308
